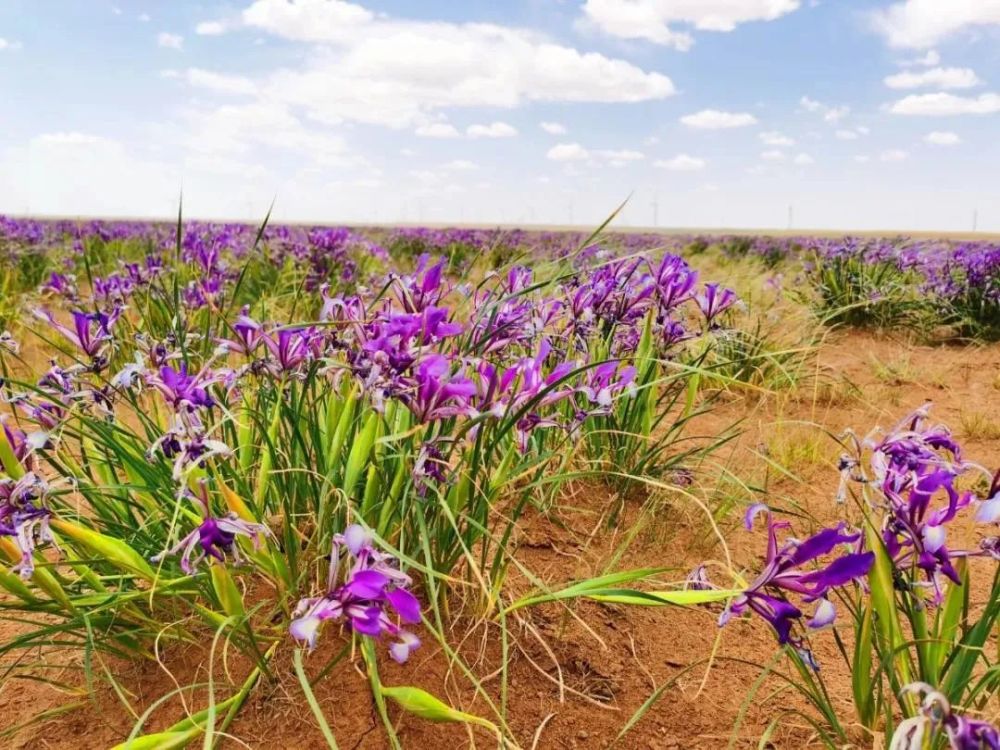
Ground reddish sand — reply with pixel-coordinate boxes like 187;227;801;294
2;330;999;749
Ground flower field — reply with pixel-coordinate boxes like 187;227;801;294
1;215;999;749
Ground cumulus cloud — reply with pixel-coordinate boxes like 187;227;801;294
545;143;644;165
231;0;674;128
760;149;786;161
579;0;800;50
547;143;590;161
800;96;849;122
793;152;814;165
871;1;1000;49
0;37;22;51
654;154;706;171
3;132;181;216
415;123;461;138
760;131;794;146
680;109;758;129
467;122;518;138
883;66;981;90
443;159;478;170
540;121;567;135
195;20;229;35
157;32;184;49
880;148;909;161
182;68;258;95
900;49;940;66
923;130;961;145
179;101;353;167
889;92;1000;115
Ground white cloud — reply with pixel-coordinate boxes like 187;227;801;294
196;20;229;36
680;109;758;129
880;148;909;162
643;135;660;146
183;68;258;95
854;154;871;163
923;130;961;145
547;142;590;161
760;149;786;160
800;96;849;122
545;143;643;165
871;1;1000;49
654;154;706;171
900;48;940;66
33;132;110;147
243;0;375;41
443;159;478;170
179;101;352;167
580;0;800;50
595;148;645;166
139;13;151;22
760;130;794;146
157;32;184;50
5;133;181;217
415;123;461;138
889;92;1000;115
235;0;674;128
0;38;21;51
835;128;868;140
467;122;518;138
793;152;814;165
883;66;981;90
540;121;567;135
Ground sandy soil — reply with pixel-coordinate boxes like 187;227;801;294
2;329;999;749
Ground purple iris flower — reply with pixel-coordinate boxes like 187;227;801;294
404;355;476;423
216;313;264;357
290;525;422;663
148;363;218;411
262;327;320;372
718;504;873;649
858;406;990;601
891;683;1000;750
40;272;78;299
696;284;739;325
653;255;699;312
151;484;269;574
577;361;636;413
33;308;120;361
0;472;56;580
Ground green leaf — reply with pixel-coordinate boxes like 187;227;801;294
51;519;155;582
381;686;498;734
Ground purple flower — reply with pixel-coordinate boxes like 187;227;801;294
891;683;1000;750
290;525;421;663
858;406;990;601
33;308;120;362
148;363;219;411
262;327;320;372
217;313;264;357
0;472;56;579
718;504;873;650
151;484;269;574
404;355;476;423
696;284;738;325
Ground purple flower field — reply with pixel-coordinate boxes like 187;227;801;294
1;215;1000;748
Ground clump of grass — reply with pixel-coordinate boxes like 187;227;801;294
960;410;1000;440
869;353;920;386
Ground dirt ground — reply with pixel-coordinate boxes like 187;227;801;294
2;329;999;749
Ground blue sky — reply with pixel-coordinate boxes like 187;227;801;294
1;0;999;231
